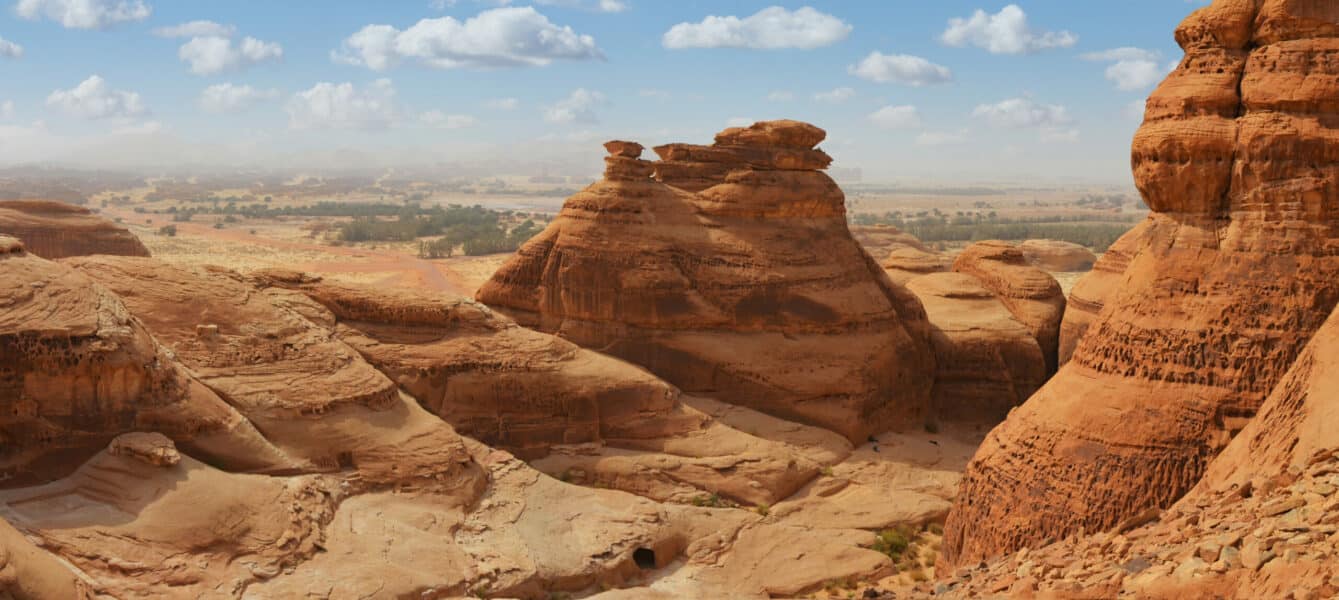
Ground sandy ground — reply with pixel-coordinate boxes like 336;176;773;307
109;207;511;298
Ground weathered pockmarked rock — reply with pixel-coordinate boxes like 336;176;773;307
0;200;149;259
944;0;1339;567
477;120;935;442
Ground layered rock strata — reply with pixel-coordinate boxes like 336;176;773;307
477;120;936;442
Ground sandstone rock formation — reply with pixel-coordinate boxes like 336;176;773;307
934;305;1339;597
944;0;1339;567
951;241;1065;375
0;200;149;259
0;240;289;486
881;245;950;286
477;120;935;442
851;224;932;256
906;273;1047;423
249;270;826;506
1018;239;1097;272
1057;221;1147;365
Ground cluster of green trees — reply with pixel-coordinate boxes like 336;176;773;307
331;205;545;257
852;210;1139;251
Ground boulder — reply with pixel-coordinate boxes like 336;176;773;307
477;121;936;442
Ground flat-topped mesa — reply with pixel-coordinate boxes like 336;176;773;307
944;0;1339;568
478;120;936;442
0;200;149;259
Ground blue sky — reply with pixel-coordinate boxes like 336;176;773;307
0;0;1210;183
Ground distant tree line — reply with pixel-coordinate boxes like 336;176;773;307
852;210;1140;251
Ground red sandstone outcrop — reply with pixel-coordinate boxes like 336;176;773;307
1018;239;1097;272
882;245;951;285
851;225;932;256
1057;221;1147;365
0;240;291;486
906;273;1047;423
477;120;936;442
944;0;1339;567
931;309;1339;597
250;270;826;506
951;241;1065;375
0;200;149;259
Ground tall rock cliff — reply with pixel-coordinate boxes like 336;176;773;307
944;0;1339;566
477;121;936;442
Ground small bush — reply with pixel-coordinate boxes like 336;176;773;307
871;526;913;560
820;465;835;477
157;224;177;237
926;522;944;536
754;503;770;517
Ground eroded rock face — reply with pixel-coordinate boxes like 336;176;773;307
63;256;483;488
944;0;1339;567
882;245;951;286
951;241;1065;375
906;273;1047;424
0;246;287;486
477;120;935;442
1018;239;1097;272
0;200;149;259
1057;221;1148;365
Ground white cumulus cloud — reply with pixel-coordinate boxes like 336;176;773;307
419;110;477;129
485;97;519;110
153;20;235;38
941;5;1076;54
16;0;150;29
813;87;855;103
0;100;14;119
1081;48;1174;91
199;83;280;114
0;36;23;58
46;75;146;119
179;36;283;76
543;88;605;124
334;7;603;71
849;52;952;86
767;90;793;102
972;97;1071;129
868;105;921;130
662;6;851;50
286;79;399;130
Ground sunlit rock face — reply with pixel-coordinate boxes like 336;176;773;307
478;120;937;443
944;0;1339;566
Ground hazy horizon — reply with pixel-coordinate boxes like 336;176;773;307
0;0;1209;185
